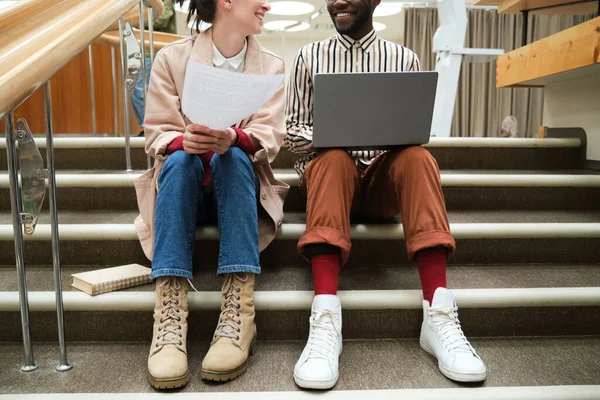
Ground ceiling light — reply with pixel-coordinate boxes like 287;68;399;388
269;1;315;16
285;21;311;32
373;22;387;32
373;2;404;17
263;20;298;31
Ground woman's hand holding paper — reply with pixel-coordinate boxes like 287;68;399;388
183;124;237;155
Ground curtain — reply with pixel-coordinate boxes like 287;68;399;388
403;8;598;137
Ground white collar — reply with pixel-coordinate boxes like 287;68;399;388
212;40;247;69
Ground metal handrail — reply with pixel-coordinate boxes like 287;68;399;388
0;0;163;373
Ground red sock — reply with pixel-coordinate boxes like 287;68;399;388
416;247;447;304
312;254;341;295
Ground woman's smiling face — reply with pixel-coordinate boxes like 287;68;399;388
228;0;271;36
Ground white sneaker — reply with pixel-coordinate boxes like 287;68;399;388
420;288;486;382
293;295;343;390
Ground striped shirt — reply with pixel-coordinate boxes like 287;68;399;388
284;30;421;177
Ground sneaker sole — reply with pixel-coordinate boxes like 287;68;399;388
200;336;257;382
420;339;487;383
148;372;189;390
294;374;339;390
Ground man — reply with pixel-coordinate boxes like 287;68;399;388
284;0;486;390
132;0;178;132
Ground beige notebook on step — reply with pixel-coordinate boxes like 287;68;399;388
71;264;152;296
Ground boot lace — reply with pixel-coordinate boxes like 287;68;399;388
155;278;183;347
215;273;246;341
306;310;340;360
428;306;476;354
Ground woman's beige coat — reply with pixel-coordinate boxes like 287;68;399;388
134;28;289;261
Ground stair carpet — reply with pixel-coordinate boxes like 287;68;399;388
0;136;599;397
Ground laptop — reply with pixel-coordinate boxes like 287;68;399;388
312;71;438;150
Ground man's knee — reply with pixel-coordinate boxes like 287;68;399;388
305;149;355;180
394;146;438;170
317;149;354;165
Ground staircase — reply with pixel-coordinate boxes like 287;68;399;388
0;135;599;398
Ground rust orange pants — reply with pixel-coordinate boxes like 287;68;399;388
299;147;456;265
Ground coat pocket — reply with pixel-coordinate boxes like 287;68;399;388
134;168;156;220
133;168;157;261
271;179;290;204
134;214;154;261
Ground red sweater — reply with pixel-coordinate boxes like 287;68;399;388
166;127;257;187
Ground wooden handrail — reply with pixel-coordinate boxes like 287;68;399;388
96;28;184;51
0;0;152;120
0;0;62;33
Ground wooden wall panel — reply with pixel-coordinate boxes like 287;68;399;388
1;43;142;135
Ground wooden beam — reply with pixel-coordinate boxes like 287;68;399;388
497;0;598;14
496;16;600;87
531;1;599;14
473;0;500;6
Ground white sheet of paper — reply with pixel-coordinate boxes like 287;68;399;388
181;61;284;130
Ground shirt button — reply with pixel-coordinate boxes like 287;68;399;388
277;221;282;227
262;193;267;200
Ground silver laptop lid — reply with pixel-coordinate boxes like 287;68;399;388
313;71;438;150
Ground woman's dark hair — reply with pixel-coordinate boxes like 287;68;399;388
176;0;217;33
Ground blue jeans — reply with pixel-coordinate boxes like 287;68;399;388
132;57;152;126
151;148;261;279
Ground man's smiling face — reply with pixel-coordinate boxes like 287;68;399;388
328;0;379;38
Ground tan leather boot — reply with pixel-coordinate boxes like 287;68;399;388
201;273;257;381
148;277;189;389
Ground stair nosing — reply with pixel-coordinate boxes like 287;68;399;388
1;222;600;240
1;287;599;312
2;171;600;188
0;136;582;149
5;385;600;399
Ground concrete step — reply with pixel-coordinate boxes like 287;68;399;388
1;210;599;266
5;264;599;292
0;264;599;341
2;169;600;211
4;388;600;400
0;338;599;394
0;137;585;171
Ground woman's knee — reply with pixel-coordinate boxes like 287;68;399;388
165;150;200;169
211;147;253;174
160;151;203;183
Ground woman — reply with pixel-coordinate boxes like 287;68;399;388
133;0;288;389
